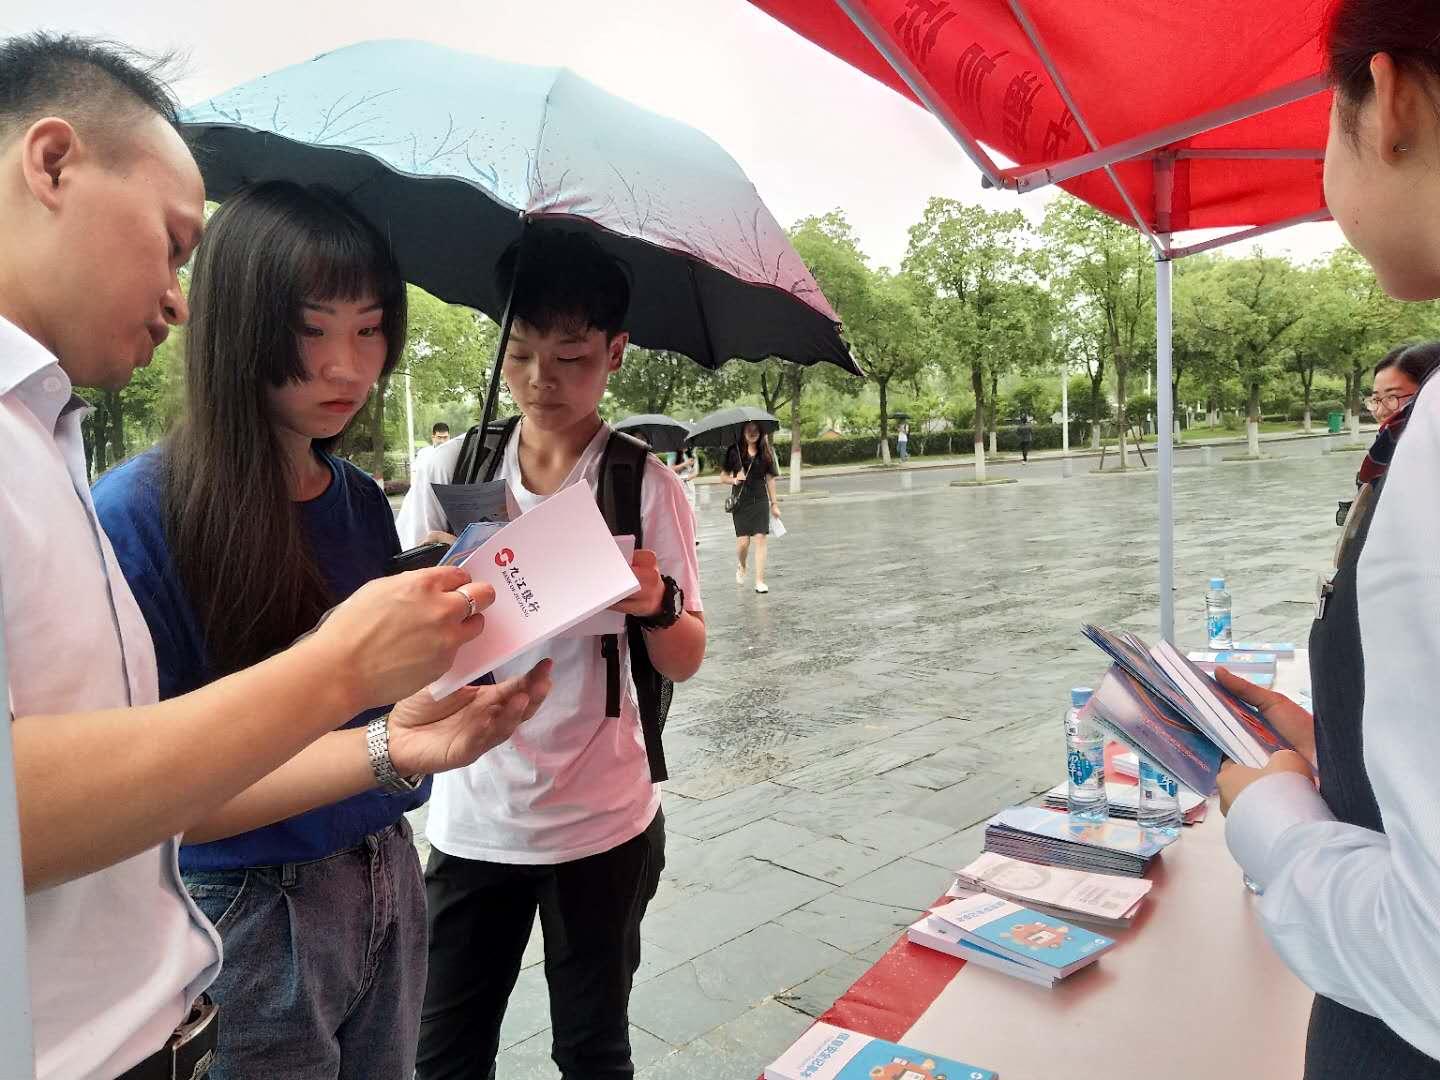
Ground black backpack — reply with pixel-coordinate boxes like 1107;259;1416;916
451;417;674;782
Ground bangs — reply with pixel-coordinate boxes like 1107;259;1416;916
290;214;403;310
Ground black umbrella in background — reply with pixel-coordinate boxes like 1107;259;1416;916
614;414;691;452
686;406;780;448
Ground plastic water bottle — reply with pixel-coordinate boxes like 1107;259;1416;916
1205;576;1234;648
1065;688;1108;823
1137;757;1182;839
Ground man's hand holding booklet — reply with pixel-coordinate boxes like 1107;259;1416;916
429;482;640;698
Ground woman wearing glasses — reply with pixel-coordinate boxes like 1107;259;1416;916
1355;342;1440;488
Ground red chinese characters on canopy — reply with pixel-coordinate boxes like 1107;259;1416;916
747;0;1332;234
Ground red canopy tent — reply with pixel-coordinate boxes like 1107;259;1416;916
747;0;1336;640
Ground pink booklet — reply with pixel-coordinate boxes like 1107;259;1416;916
428;482;640;697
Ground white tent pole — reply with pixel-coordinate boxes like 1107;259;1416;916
830;0;1007;189
0;572;37;1078
995;74;1329;193
1003;0;1165;258
1156;254;1176;643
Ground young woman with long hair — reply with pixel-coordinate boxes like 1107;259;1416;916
94;180;550;1078
722;421;780;592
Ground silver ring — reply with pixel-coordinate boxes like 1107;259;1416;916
458;589;479;620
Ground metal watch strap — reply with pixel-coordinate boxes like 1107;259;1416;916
366;714;421;793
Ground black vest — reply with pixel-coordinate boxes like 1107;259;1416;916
1304;478;1440;1078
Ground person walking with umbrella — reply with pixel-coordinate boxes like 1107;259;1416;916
1019;411;1035;464
723;422;781;592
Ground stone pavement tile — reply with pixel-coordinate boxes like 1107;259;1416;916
899;771;1048;830
498;963;552;1051
768;835;894;887
835;812;956;858
851;931;906;964
771;777;932;837
665;782;801;841
647;875;706;915
628;923;844;1046
879;748;977;791
641;858;831;961
775;955;872;1018
635;940;688;986
907;821;988;872
663;817;819;888
835;856;950;913
521;919;544;969
774;891;923;955
697;998;818;1069
773;742;936;795
498;1024;674;1080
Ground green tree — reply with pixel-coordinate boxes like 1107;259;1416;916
1043;199;1153;467
1186;254;1304;455
904;199;1033;481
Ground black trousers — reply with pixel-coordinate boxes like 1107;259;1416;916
416;810;665;1080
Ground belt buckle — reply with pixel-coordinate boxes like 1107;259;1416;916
169;996;218;1080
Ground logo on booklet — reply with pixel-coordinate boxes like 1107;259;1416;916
494;548;515;567
493;549;540;617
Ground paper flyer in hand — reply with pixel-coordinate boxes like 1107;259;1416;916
763;1021;996;1080
428;482;640;698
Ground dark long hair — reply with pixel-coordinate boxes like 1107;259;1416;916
1326;0;1440;138
1375;341;1440;385
725;428;773;475
164;180;406;676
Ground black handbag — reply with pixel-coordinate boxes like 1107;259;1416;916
724;460;752;513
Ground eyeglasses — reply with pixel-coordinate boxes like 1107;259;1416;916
1364;390;1415;411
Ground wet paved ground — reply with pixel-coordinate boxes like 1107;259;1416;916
410;439;1360;1078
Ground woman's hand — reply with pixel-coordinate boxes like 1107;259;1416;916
1214;667;1317;767
387;660;553;776
310;568;493;712
771;501;782;518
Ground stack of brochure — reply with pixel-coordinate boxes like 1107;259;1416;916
1230;640;1296;657
1042;781;1207;826
1079;624;1293;794
1188;649;1278;688
950;851;1152;928
764;1022;996;1080
907;893;1115;988
984;806;1172;877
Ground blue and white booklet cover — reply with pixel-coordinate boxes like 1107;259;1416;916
765;1022;996;1080
991;806;1173;858
929;893;1115;978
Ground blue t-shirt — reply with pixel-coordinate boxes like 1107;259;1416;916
93;447;429;871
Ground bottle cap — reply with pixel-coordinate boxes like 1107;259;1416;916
1209;576;1226;589
1070;687;1094;708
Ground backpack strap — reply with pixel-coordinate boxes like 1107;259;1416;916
452;414;521;487
596;430;670;783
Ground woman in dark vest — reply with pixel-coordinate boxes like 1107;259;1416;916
1218;3;1440;1075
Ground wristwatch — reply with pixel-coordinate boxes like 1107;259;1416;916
637;575;684;632
366;714;422;794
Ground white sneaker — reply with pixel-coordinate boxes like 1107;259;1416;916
755;582;770;594
736;567;746;584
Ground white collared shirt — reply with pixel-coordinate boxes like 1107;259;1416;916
1226;378;1440;1061
0;316;220;1080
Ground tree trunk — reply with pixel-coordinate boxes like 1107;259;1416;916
104;390;126;467
877;377;891;464
1247;380;1262;457
971;361;987;483
90;400;111;476
1300;366;1315;433
988;369;999;455
370;376;389;480
1115;360;1129;469
788;367;803;494
1088;372;1104;450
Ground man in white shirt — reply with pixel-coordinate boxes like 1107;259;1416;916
0;34;503;1080
400;229;706;1080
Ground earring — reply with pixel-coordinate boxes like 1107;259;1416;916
1394;144;1409;153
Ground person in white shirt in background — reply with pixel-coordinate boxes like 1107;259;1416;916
0;34;521;1080
396;228;705;1080
1219;2;1440;1075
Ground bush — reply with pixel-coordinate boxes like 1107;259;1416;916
773;422;1089;465
1288;398;1344;421
1123;393;1157;426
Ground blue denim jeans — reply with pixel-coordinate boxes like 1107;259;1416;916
184;819;426;1080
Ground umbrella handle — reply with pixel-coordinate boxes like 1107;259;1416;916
479;217;530;433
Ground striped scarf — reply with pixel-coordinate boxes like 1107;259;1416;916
1356;401;1415;488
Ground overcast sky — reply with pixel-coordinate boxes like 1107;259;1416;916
3;0;1345;271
